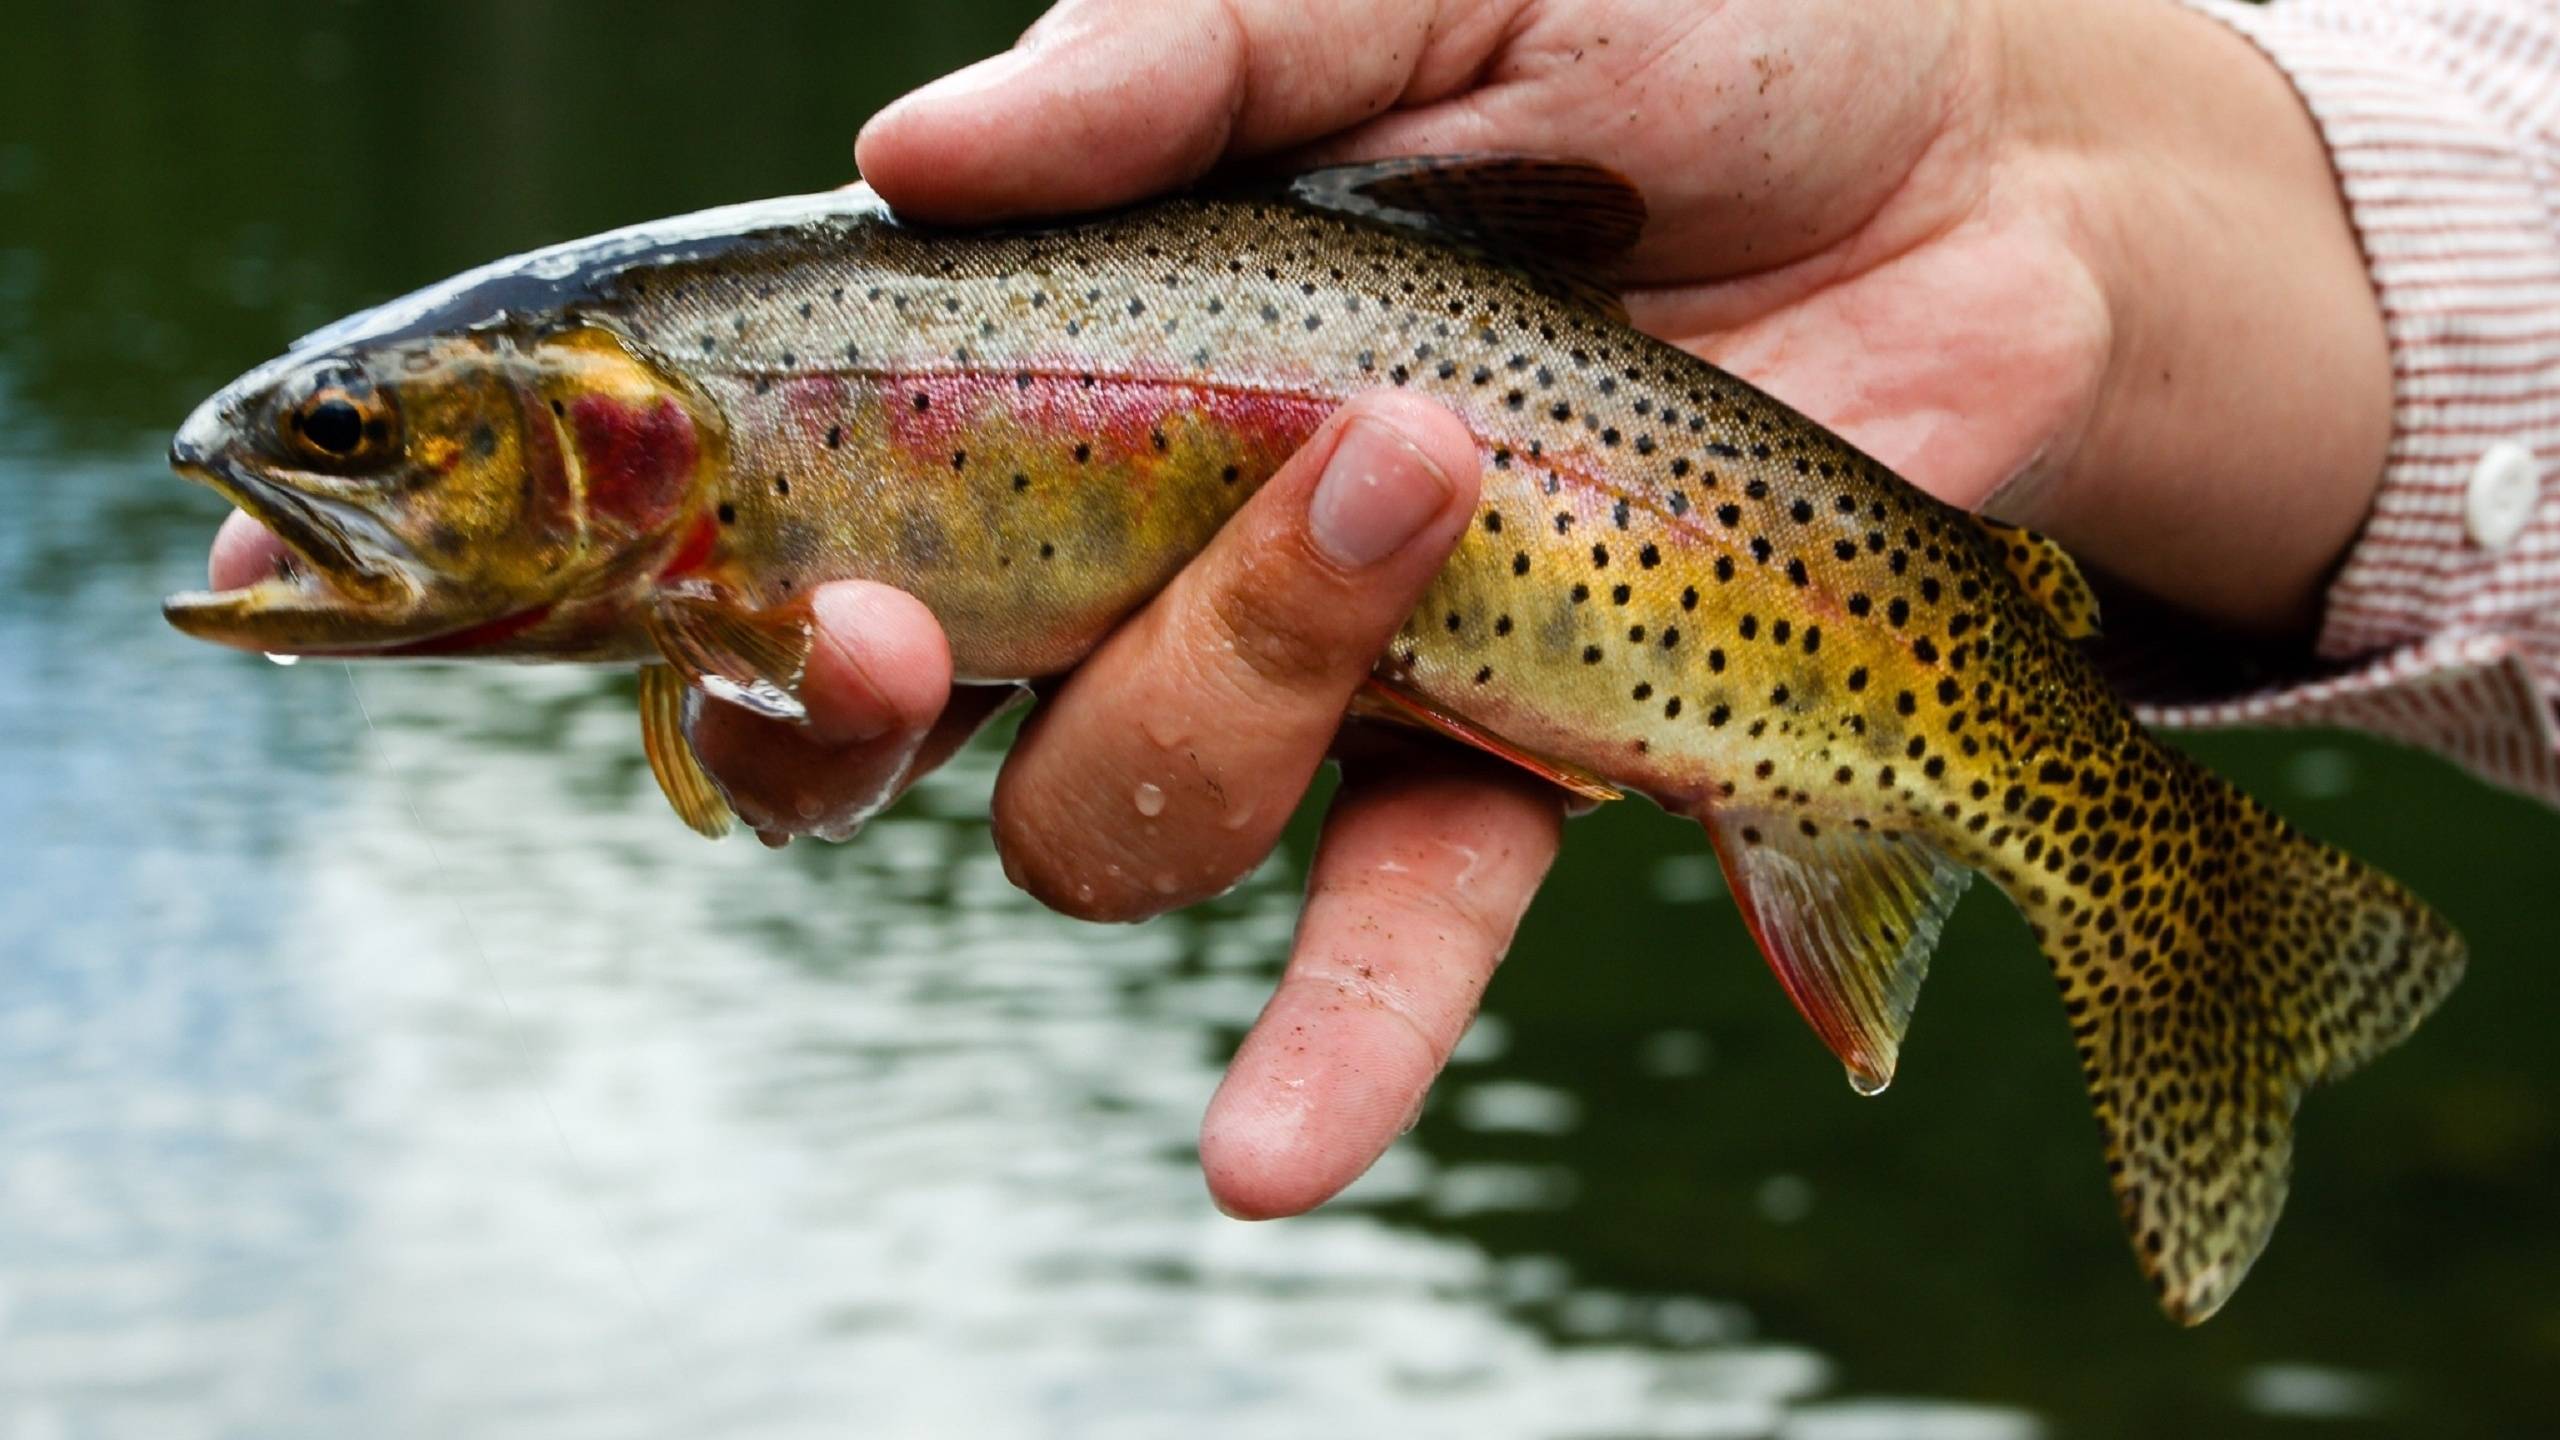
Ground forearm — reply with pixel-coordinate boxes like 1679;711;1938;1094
2134;0;2560;807
1996;0;2396;637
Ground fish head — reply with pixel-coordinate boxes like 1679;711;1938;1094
164;321;724;656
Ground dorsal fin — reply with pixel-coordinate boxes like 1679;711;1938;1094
1284;155;1647;317
1973;516;2101;639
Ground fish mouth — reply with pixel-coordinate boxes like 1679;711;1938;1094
160;443;433;654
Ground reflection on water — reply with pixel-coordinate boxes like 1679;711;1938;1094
0;539;2012;1438
5;4;2560;1437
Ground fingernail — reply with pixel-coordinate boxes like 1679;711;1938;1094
1308;418;1454;568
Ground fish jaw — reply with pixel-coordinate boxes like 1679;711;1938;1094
160;417;588;658
161;432;453;654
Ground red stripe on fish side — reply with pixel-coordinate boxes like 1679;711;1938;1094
878;370;1335;460
572;393;698;531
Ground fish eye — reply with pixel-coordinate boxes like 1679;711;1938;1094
281;368;398;468
299;396;365;455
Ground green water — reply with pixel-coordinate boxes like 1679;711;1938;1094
4;5;2556;1436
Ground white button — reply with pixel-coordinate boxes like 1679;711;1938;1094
2466;442;2540;551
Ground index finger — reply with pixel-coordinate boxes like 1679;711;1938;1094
855;0;1476;223
1200;738;1564;1219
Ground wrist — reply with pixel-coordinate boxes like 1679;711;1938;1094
1990;0;2392;636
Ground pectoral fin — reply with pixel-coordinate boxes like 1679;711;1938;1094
1703;812;1972;1094
644;588;815;721
1352;677;1622;802
638;664;731;838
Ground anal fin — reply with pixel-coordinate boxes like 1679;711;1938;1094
639;664;732;838
1704;812;1972;1093
1354;677;1622;803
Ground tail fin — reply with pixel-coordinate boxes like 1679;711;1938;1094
2018;747;2465;1323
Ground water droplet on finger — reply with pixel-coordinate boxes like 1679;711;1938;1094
264;652;300;666
1133;782;1166;817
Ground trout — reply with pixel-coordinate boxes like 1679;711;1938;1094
161;157;2463;1323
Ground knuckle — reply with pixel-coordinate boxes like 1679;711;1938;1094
1203;556;1355;691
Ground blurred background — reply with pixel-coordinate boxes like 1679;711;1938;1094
4;4;2556;1437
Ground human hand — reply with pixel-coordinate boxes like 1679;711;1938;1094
704;0;2394;1214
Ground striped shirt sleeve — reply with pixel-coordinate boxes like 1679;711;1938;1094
2155;0;2560;809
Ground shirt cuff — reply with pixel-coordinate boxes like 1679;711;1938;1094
2165;0;2560;808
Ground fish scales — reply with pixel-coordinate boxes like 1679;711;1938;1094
162;161;2466;1325
603;195;2005;804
